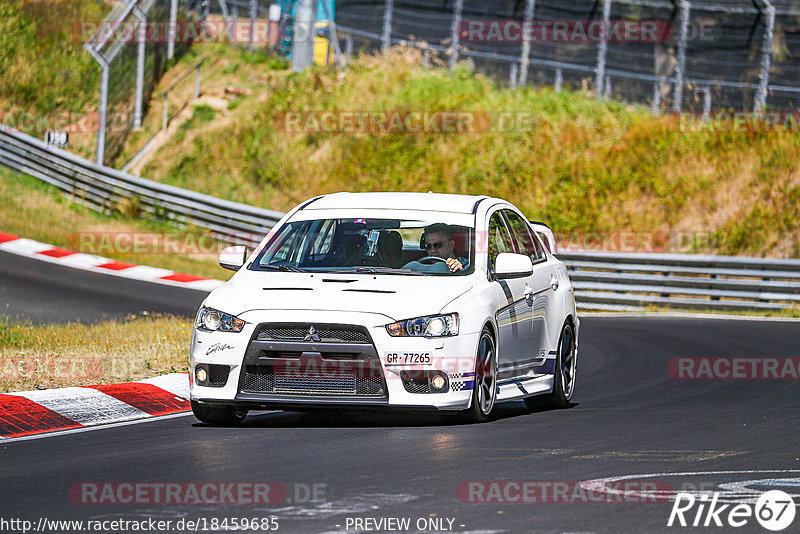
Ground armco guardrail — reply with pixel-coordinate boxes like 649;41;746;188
1;127;799;313
559;251;800;312
0;128;284;246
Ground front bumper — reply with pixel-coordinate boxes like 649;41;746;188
189;311;478;411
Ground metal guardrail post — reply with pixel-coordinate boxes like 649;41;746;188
448;0;464;70
652;81;661;114
595;0;612;99
555;68;562;92
162;93;170;131
672;0;690;112
248;0;257;52
754;0;775;112
84;44;109;165
195;64;202;99
381;0;394;54
133;5;147;130
510;63;519;89
291;0;315;72
519;0;536;86
345;33;353;63
167;0;178;61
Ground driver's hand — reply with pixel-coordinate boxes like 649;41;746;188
446;258;463;272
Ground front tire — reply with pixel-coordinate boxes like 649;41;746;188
463;328;497;423
191;400;248;426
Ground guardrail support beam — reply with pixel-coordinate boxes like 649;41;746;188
381;0;394;53
448;0;464;70
754;0;775;112
519;0;536;86
672;0;690;112
595;0;612;99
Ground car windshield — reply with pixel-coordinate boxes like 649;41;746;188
251;218;475;275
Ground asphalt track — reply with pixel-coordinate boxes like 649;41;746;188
2;250;800;533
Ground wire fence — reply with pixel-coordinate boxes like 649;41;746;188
335;0;800;113
84;0;205;166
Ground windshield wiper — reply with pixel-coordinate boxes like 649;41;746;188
348;267;422;275
262;265;306;272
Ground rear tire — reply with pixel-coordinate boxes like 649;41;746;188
191;400;248;426
462;328;497;423
525;321;576;410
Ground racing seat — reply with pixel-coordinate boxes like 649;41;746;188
377;230;404;268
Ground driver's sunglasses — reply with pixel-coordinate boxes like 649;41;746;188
425;241;447;250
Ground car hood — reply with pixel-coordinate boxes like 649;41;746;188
204;271;475;322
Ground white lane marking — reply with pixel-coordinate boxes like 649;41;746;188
579;312;800;322
259;493;420;519
138;373;190;399
580;469;800;505
57;252;111;269
0;238;53;255
14;387;149;426
111;265;175;280
0;412;194;444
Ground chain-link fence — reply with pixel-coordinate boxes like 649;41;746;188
335;0;800;113
84;0;205;166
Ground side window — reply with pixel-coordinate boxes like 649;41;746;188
503;210;545;262
488;211;515;272
269;223;306;264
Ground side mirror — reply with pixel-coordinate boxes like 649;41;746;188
219;245;248;271
494;252;533;279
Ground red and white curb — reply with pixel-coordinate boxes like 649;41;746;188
0;373;191;439
0;231;224;292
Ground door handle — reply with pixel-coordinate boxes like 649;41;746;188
550;275;559;291
524;286;534;306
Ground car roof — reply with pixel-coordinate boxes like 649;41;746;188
302;192;491;214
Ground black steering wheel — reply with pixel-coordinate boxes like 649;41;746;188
418;256;448;264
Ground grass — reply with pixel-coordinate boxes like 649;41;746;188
0;0;108;118
0;315;189;392
0;166;233;281
136;47;800;258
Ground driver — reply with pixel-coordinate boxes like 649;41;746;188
422;223;468;272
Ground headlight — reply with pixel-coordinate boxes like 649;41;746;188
195;307;245;332
386;313;458;338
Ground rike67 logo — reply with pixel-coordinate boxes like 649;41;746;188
668;490;796;531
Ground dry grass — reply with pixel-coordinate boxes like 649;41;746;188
0;315;190;392
0;166;233;280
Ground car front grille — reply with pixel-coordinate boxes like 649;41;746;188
256;324;370;344
240;323;386;398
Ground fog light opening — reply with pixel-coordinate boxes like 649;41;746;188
431;374;447;391
196;366;208;384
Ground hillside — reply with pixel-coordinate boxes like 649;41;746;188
134;47;800;258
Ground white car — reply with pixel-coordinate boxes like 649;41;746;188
190;192;578;424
